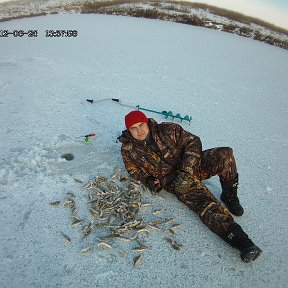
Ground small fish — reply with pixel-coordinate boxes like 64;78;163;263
171;224;182;230
149;219;165;225
71;219;83;227
49;201;61;206
70;215;81;221
141;203;153;208
131;202;140;210
125;220;141;229
129;234;138;241
118;249;128;257
60;232;71;243
165;228;176;235
95;237;104;242
82;226;92;239
71;207;78;215
96;217;108;221
171;239;182;251
88;199;97;204
134;255;143;268
137;229;150;236
95;176;107;185
115;236;131;243
82;231;91;240
66;192;75;198
147;224;161;231
152;209;164;215
73;178;83;184
135;223;146;230
63;200;74;208
84;182;93;189
164;217;174;224
98;242;112;249
132;246;148;253
88;190;94;200
165;237;182;251
80;245;91;253
89;208;98;216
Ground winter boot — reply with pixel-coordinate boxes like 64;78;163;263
240;245;262;263
220;173;244;216
220;223;262;263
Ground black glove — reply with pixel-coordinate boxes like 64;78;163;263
173;170;192;194
145;176;162;193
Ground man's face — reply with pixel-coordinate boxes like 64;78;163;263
129;122;149;141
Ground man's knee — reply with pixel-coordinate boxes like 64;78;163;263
218;147;234;158
177;184;218;213
224;146;233;156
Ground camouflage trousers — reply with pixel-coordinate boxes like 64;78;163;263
165;147;238;237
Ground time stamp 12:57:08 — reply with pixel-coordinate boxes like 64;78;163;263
0;30;78;37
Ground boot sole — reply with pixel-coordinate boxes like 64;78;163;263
241;247;262;263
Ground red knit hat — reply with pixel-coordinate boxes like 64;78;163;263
125;110;148;129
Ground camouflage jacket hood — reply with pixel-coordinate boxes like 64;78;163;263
118;118;202;189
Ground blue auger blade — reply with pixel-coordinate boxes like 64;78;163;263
167;111;174;118
183;115;192;123
161;111;174;119
161;111;168;118
138;106;192;123
174;113;182;120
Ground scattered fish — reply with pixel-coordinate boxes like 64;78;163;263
71;207;78;215
164;217;174;224
118;249;128;257
152;209;164;215
120;176;128;182
132;246;149;253
137;229;150;236
60;232;71;243
134;255;143;268
165;228;176;235
81;224;92;239
129;234;138;241
52;168;183;263
164;237;182;251
71;219;83;227
147;224;161;231
171;224;182;230
49;201;61;206
70;215;81;221
115;236;131;243
141;203;153;208
98;242;112;249
80;245;91;253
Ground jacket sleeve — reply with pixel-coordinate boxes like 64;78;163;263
169;123;202;176
121;145;150;183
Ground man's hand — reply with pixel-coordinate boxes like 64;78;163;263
145;176;162;193
173;170;192;194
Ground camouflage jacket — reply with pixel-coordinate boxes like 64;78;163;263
118;118;202;190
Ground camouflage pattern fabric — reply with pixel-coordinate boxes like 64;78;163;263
118;118;238;236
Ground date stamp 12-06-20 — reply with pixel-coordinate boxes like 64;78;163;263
0;29;78;38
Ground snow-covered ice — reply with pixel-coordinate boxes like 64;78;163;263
0;14;288;288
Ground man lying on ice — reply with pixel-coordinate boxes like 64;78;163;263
118;110;262;263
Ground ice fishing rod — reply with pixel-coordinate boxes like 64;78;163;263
86;98;192;123
77;133;96;142
87;98;135;109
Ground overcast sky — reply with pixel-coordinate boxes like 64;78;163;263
183;0;288;29
0;0;287;29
